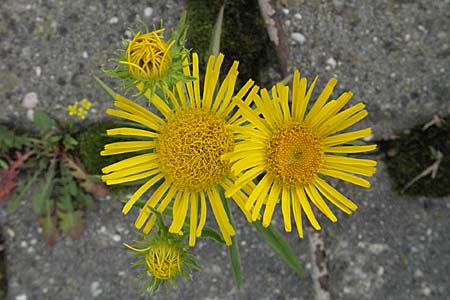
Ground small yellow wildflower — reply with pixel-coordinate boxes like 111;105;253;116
81;98;92;110
226;70;377;238
67;102;78;116
77;107;87;120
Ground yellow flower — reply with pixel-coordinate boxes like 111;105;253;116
77;107;87;120
67;102;78;116
103;15;191;98
81;98;92;109
121;29;174;81
101;53;255;246
125;233;199;295
225;70;377;238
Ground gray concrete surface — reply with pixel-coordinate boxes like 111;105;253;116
1;0;449;299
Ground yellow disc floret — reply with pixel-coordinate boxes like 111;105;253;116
145;242;182;280
267;124;324;185
157;108;234;191
123;29;173;81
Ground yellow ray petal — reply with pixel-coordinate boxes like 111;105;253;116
196;191;207;237
324;163;377;177
324;144;377;154
225;164;266;197
101;162;159;181
212;61;239;114
106;109;160;131
296;187;321;230
244;174;271;211
135;180;172;228
291;188;304;238
304;77;337;123
122;173;164;214
324;155;378;167
262;180;281;227
319;168;371;188
189;192;199;246
305;183;337;222
314;177;357;213
102;153;158;174
105;168;160;185
281;185;292;232
251;177;273;221
169;190;190;234
106;128;158;139
323;128;372;147
192;53;201;108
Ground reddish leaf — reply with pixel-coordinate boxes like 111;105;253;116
39;216;58;247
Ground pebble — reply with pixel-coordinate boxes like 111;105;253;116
22;92;38;109
30;239;37;245
377;266;384;276
112;234;121;242
15;294;27;300
422;286;431;296
20;241;28;248
326;57;337;68
414;269;424;279
7;228;15;238
291;32;306;44
82;51;88;58
26;109;34;121
118;271;126;276
282;7;289;14
144;7;153;17
90;281;103;297
35;66;41;77
108;17;119;24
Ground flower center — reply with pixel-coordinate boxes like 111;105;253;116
145;243;182;280
125;31;172;81
157;108;234;191
266;124;323;185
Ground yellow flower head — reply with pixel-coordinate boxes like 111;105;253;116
81;98;92;110
226;70;377;238
101;53;255;246
67;102;78;116
145;241;182;280
125;233;199;296
77;107;87;120
103;14;191;98
122;29;174;81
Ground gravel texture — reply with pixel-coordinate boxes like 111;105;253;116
1;0;449;300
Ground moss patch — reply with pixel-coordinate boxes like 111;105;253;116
186;0;275;84
76;121;133;175
382;116;450;197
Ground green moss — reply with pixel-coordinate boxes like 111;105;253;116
186;0;275;84
382;116;450;197
76;121;133;175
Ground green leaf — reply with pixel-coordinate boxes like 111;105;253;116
209;5;224;57
94;76;117;100
33;111;56;134
6;171;40;213
253;221;304;277
63;134;78;150
39;215;58;246
32;167;55;215
222;192;243;288
47;135;61;144
57;210;85;240
200;226;226;244
0;158;8;169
